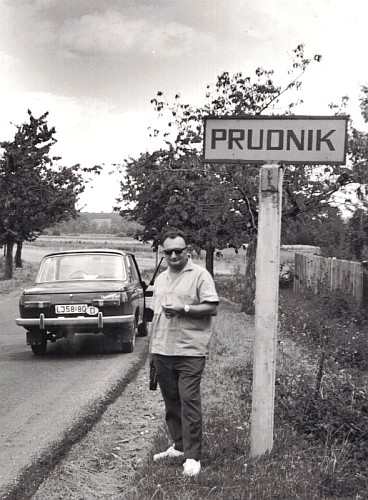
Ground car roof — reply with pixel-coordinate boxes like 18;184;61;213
41;248;130;259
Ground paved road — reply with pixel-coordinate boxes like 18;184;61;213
0;293;148;498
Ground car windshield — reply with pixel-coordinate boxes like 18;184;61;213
37;254;127;282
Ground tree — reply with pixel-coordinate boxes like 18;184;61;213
116;45;364;312
117;147;251;274
281;90;368;261
0;110;86;279
118;45;316;255
342;208;368;261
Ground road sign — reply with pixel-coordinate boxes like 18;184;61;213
203;115;348;165
202;114;348;457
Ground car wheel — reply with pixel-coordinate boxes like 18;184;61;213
137;321;148;337
121;318;137;353
31;334;47;356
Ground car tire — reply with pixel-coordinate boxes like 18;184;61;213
137;321;148;337
121;318;137;353
31;334;47;356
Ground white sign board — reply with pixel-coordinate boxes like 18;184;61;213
204;115;348;164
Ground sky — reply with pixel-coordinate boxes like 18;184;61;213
1;0;368;212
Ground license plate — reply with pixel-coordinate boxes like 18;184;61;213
55;304;99;315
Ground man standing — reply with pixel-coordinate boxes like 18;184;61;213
150;229;219;478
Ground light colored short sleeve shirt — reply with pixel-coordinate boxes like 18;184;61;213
150;260;219;357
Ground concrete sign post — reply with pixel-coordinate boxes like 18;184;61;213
249;164;283;457
203;115;348;458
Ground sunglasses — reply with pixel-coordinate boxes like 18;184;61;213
163;247;187;256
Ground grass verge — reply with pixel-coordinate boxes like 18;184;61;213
121;289;368;499
0;258;38;297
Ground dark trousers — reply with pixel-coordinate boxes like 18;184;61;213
153;354;206;461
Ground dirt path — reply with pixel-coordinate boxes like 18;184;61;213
32;358;165;499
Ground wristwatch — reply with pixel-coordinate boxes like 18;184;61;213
184;304;190;313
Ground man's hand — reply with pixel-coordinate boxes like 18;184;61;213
161;304;182;319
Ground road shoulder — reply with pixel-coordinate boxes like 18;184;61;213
32;358;164;499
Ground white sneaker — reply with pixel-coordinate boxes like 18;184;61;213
183;458;201;477
153;445;184;461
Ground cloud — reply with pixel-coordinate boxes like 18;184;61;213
0;0;58;48
0;50;18;68
57;9;214;59
33;0;59;10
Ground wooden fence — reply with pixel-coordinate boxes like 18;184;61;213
294;253;364;302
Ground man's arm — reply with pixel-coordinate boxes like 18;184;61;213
162;302;218;319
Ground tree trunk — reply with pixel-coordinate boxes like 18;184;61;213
15;241;23;268
4;240;14;280
241;236;257;315
205;245;215;277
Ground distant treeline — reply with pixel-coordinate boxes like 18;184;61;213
45;213;142;236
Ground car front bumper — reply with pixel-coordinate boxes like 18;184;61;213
15;312;134;330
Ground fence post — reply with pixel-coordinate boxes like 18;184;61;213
362;261;368;305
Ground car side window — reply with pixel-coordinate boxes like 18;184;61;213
126;256;139;283
125;256;133;283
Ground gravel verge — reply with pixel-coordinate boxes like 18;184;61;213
31;357;165;500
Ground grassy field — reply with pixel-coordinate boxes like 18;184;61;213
21;236;249;276
21;235;304;277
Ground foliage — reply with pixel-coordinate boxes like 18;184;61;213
116;43;368;312
281;205;365;261
279;288;368;371
359;86;368;122
124;293;368;499
289;205;368;262
275;365;368;491
306;207;368;262
117;148;253;254
214;273;247;304
117;43;367;254
279;261;295;288
0;110;88;278
116;45;324;269
344;208;368;260
0;258;37;294
282;205;344;247
50;212;142;236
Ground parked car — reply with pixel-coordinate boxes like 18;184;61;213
15;249;151;355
